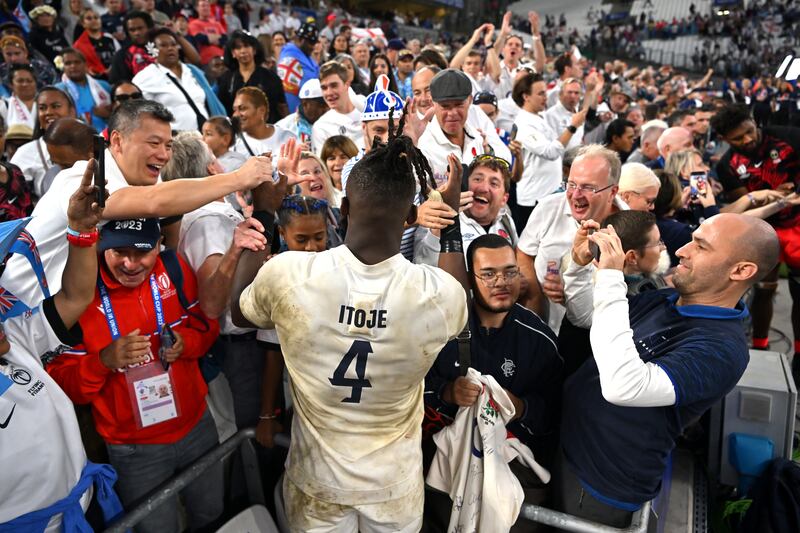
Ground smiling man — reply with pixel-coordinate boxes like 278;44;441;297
0;99;275;309
713;103;800;384
311;61;363;156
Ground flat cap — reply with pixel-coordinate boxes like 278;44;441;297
430;69;472;103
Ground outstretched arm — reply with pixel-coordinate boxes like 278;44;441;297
436;154;471;300
103;156;274;219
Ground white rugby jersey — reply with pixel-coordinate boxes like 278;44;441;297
240;245;467;504
0;301;89;530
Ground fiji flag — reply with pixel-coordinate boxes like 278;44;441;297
12;1;31;33
0;371;12;397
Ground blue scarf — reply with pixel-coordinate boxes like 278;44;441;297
186;63;226;117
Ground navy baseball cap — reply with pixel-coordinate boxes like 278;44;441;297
99;218;161;252
387;38;405;51
473;91;498;108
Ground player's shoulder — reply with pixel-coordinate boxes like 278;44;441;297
407;263;467;303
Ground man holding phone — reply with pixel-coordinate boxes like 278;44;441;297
0;99;276;311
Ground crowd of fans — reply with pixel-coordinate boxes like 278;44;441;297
0;0;798;532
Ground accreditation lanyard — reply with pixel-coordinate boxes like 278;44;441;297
97;274;165;340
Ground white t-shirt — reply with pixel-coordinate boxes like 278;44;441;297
514;108;564;207
0;300;90;530
239;245;467;505
544;101;584;152
311;108;363;157
133;63;208;132
1;150;129;307
10;138;52;198
217;150;248;173
178;201;254;336
233;126;295;157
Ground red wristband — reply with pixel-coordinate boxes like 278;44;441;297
66;228;99;247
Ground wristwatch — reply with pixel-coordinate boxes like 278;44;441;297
567;125;577;134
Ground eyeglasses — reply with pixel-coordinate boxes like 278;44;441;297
473;268;520;287
114;92;143;102
563;181;615;195
644;239;666;249
472;154;510;170
627;190;656;207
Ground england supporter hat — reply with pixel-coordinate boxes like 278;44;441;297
361;75;404;122
99;219;161;252
299;79;323;100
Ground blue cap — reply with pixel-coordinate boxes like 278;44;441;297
387;38;405;50
99;219;161;252
362;75;404;122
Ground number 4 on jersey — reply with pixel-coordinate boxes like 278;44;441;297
329;340;373;403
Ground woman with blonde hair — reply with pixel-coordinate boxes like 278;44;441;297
617;162;661;211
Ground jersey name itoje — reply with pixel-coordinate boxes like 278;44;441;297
337;305;387;329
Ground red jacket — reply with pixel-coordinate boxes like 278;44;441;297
47;254;219;445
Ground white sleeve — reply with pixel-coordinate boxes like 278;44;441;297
516;206;546;256
412;227;439;267
589;270;676;407
562;258;595;329
518;123;565;161
179;216;230;272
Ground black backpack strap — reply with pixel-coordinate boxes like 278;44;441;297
164;70;207;129
238;133;256;156
159;248;209;332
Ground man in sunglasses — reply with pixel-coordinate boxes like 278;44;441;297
424;233;562;522
111;82;143;113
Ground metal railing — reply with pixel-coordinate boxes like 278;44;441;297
102;428;651;532
102;428;290;533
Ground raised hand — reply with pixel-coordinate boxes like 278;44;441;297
67;159;104;233
235;155;274;190
572;219;601;266
233;218;268;252
439;153;463;213
589;225;626;271
277;138;310;186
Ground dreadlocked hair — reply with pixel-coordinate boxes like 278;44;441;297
349;106;434;206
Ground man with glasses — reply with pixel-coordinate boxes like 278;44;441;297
516;145;625;333
513;71;587;230
425;233;562;520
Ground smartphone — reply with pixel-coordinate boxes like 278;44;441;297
510;124;518;142
93;134;106;208
587;229;601;262
690;171;707;199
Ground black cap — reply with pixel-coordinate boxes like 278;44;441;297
387;38;405;51
430;69;472;103
99;219;161;252
297;22;319;44
473;91;498;108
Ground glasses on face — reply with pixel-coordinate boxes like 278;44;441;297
473;268;520;287
114;92;143;102
644;239;666;249
563;181;615;195
472;154;510;170
628;190;656;207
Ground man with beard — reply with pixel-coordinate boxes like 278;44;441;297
555;213;779;528
713;103;800;383
424;234;562;520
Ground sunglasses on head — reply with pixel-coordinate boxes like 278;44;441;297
114;92;143;103
471;154;510;170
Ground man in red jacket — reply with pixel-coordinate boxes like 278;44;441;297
47;217;221;533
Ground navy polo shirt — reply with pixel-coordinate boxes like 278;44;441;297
561;289;749;509
425;303;563;461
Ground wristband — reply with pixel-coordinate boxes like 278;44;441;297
747;193;756;206
567;125;577;134
485;42;494;49
259;408;282;420
251;210;277;239
66;227;99;247
440;216;463;254
777;198;787;210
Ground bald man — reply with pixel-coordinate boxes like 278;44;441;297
41;118;96;196
646;126;694;170
557;213;779;528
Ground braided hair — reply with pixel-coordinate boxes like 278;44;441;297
354;106;435;204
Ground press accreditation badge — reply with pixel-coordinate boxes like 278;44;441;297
125;360;180;428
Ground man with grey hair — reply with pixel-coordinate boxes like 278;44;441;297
351;40;370;82
173;131;267;436
516;144;625;332
0;99;274;310
626;120;666;164
646;126;694;170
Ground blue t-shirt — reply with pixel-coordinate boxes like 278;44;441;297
561;289;749;509
56;80;111;132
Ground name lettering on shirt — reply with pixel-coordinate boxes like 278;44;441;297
338;305;387;329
